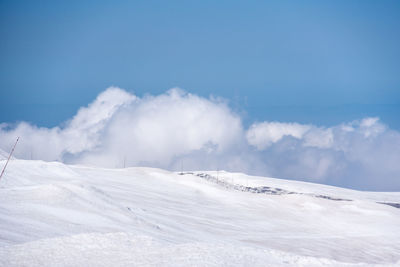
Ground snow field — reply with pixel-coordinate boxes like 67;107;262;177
1;159;400;266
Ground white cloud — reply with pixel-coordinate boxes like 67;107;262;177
0;87;134;162
0;87;244;169
72;88;244;168
1;87;399;191
247;118;400;190
246;122;311;150
303;128;333;149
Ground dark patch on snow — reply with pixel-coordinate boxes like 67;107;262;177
314;195;352;201
179;172;352;202
377;202;400;209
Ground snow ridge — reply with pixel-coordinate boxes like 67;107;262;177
180;172;353;201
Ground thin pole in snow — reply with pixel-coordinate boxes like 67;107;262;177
0;137;19;181
180;159;185;175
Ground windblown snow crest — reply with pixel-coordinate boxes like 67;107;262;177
180;172;353;201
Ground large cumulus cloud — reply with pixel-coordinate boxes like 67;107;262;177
1;87;399;191
70;88;245;169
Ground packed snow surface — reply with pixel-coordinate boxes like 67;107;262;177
0;159;400;266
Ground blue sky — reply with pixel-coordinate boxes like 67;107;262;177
1;0;399;128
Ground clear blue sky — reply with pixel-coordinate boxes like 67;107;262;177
1;0;399;128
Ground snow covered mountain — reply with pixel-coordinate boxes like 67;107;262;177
0;159;400;266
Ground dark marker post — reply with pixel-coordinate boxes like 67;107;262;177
0;137;20;181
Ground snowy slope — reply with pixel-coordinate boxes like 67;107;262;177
0;159;400;266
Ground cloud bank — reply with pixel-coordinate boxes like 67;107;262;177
1;87;399;191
